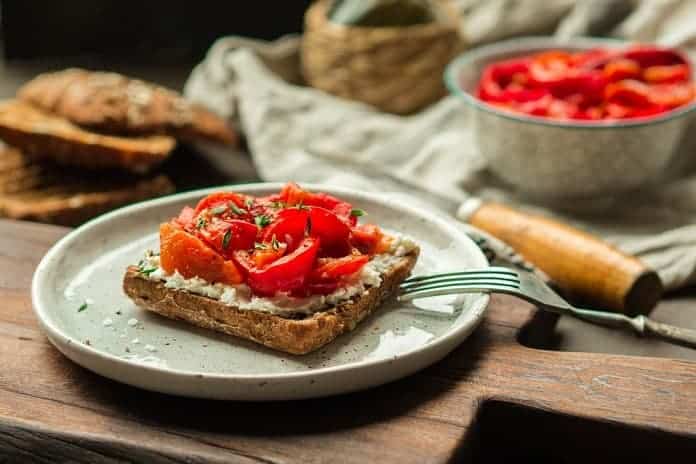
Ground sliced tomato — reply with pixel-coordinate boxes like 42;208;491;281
307;207;351;256
606;80;694;110
604;80;652;107
262;208;310;249
333;201;357;226
517;94;553;116
174;206;196;229
306;193;355;225
643;64;691;84
194;192;249;216
575;105;604;120
278;182;309;206
603;58;641;82
528;51;572;83
622;46;687;68
501;87;550;103
547;99;580;119
350;224;384;255
261;205;352;255
487;58;531;87
159;222;243;285
646;83;694;108
231;250;254;275
277;183;356;225
572;47;615;68
247;237;320;296
252;242;288;268
311;255;369;281
197;218;257;258
604;103;629;119
477;59;532;103
545;71;607;103
629;104;669;118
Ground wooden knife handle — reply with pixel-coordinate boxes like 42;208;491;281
468;202;663;315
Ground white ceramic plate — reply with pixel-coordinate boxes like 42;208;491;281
32;183;489;400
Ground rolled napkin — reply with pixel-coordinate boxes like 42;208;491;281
185;1;696;291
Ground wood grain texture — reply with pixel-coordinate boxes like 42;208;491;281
469;201;663;315
2;219;696;463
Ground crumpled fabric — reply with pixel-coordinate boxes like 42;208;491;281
185;0;696;290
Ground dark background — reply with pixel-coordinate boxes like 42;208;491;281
1;0;312;64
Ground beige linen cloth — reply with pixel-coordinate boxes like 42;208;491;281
185;0;696;291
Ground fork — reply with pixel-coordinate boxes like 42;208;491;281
399;267;696;348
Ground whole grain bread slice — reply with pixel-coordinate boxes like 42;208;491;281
0;100;176;173
123;251;418;355
18;68;237;145
0;146;174;226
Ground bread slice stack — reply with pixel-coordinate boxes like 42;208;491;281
0;69;237;226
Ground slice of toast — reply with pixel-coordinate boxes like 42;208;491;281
0;100;176;173
18;68;237;145
123;251;418;355
0;146;174;226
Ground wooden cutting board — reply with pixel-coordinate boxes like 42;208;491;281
1;218;696;463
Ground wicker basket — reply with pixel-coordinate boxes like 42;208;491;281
301;0;463;115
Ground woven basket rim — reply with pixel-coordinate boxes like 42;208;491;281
307;0;460;34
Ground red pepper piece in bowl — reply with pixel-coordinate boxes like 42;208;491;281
476;44;696;121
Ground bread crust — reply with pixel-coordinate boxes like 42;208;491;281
0;100;176;173
0;145;174;225
0;146;174;226
123;252;418;355
18;68;237;145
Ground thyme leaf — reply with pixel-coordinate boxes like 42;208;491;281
222;229;232;249
351;209;365;217
255;215;271;228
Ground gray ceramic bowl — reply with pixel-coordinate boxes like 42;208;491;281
444;37;696;199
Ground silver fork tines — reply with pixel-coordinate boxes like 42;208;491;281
398;266;696;349
399;267;520;301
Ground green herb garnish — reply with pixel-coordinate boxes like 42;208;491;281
351;208;365;217
245;198;254;208
271;235;281;250
222;229;232;249
255;215;271;228
254;242;268;250
77;301;88;312
196;217;207;229
137;259;158;276
270;201;286;209
210;205;227;215
230;203;245;215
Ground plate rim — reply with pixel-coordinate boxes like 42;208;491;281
32;182;490;383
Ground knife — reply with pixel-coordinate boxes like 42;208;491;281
457;197;663;316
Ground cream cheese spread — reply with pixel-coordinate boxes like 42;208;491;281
138;233;417;316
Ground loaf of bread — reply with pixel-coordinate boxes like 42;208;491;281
18;68;237;145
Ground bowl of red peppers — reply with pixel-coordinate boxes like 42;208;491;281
444;37;696;199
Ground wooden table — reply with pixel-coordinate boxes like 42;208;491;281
2;219;696;463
